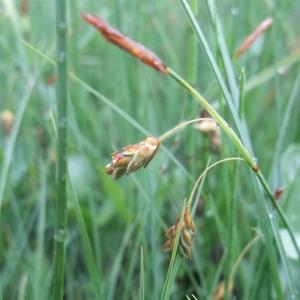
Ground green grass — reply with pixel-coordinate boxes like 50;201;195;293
1;0;300;299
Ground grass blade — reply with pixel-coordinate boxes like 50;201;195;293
52;0;68;299
69;176;104;299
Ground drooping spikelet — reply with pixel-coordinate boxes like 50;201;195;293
162;204;196;258
105;136;160;179
82;12;168;75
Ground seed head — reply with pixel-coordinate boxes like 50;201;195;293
105;136;160;179
162;204;196;258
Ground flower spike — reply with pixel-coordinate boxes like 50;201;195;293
82;12;168;75
105;136;160;179
162;204;196;258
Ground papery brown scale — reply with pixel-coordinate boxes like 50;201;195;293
81;12;168;75
181;229;193;248
162;239;174;252
184;210;195;231
165;224;177;239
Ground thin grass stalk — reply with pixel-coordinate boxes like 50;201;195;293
238;68;246;119
160;201;186;300
179;0;255;160
52;0;68;299
245;48;300;92
139;247;145;300
69;177;104;299
167;68;255;169
186;0;198;85
269;72;300;183
167;67;300;267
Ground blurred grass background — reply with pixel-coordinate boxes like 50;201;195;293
1;0;300;299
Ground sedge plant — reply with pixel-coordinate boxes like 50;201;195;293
8;1;300;299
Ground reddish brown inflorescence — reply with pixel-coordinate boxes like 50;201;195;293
105;136;160;179
162;204;196;258
82;12;169;75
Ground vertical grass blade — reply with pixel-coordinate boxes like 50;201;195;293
160;201;186;300
68;177;104;299
139;247;145;300
52;0;68;299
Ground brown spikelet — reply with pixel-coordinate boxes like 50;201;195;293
105;136;160;179
162;204;196;258
213;280;234;300
81;12;168;75
235;17;273;58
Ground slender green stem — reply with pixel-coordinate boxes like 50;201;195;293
186;0;198;85
139;247;144;300
52;1;68;299
167;67;256;169
160;199;185;300
167;67;300;262
187;157;245;208
238;67;246;119
158;118;212;143
229;231;262;283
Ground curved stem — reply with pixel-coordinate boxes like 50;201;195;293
158;117;212;143
167;68;256;170
187;157;245;208
167;67;300;260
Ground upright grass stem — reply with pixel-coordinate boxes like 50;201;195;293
52;1;68;299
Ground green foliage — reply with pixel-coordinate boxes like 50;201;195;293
1;0;300;299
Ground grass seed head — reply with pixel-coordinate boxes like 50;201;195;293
162;204;196;259
105;136;160;179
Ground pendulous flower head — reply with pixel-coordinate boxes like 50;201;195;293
105;136;160;179
162;204;196;258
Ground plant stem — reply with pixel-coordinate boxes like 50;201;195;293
158;118;211;143
52;0;68;299
167;67;300;261
167;67;256;169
